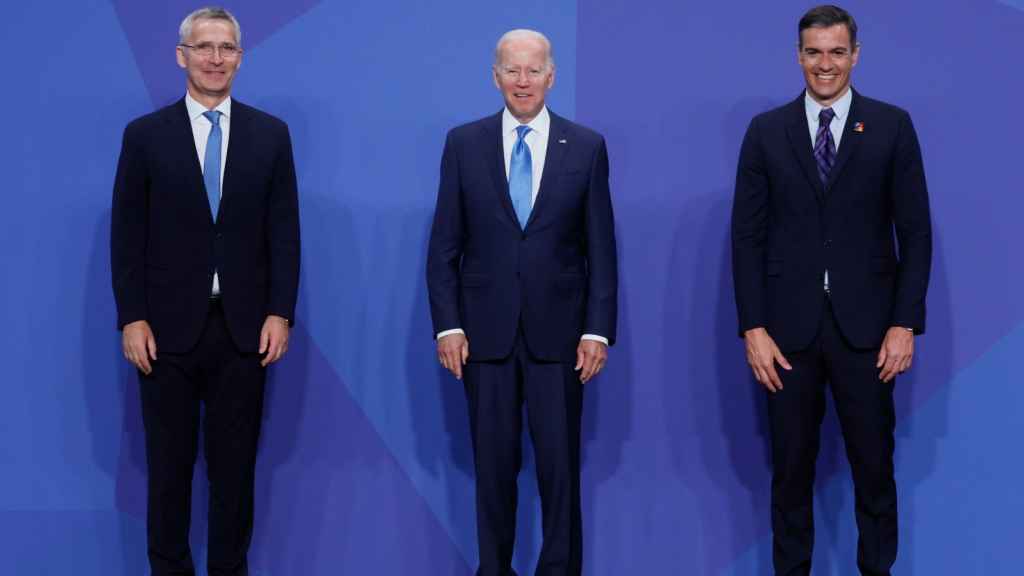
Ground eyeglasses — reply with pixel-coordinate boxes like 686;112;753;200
179;42;242;59
496;65;548;82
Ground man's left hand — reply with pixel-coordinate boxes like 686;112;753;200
876;327;914;383
259;314;290;367
575;340;608;384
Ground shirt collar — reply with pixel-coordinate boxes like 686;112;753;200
804;87;852;125
185;91;232;121
502;105;549;138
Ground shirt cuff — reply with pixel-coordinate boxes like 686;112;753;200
437;328;465;340
438;329;606;344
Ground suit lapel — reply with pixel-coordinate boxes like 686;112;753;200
824;90;863;194
485;112;519;228
525;111;567;230
784;95;825;203
168;98;213;224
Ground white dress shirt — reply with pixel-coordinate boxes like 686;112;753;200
501;106;549;204
184;92;231;295
804;87;852;292
804;87;852;151
437;106;607;346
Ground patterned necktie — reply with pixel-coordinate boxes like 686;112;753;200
813;107;836;184
202;110;222;220
509;125;533;229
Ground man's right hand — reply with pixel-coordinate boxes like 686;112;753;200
437;333;469;380
123;320;157;375
743;327;791;393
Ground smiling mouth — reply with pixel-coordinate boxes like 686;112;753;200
815;73;838;81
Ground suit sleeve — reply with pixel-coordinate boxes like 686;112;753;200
110;123;148;330
426;131;465;337
889;111;932;333
731;116;770;336
266;123;301;325
583;137;618;345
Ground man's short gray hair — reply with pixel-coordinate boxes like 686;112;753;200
179;6;242;46
494;29;554;69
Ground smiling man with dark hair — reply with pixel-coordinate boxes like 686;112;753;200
732;5;932;575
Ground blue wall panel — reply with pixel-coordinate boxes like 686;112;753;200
575;0;1024;574
1;0;1020;574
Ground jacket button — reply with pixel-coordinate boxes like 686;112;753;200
824;239;832;247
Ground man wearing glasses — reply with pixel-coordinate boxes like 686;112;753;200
731;5;931;575
427;29;617;575
111;7;299;575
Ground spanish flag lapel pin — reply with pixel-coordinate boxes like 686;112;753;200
853;121;865;133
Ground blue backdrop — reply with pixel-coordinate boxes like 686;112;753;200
2;1;1022;574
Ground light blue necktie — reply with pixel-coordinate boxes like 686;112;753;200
509;125;533;229
202;110;222;220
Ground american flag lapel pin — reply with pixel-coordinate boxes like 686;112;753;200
853;121;865;133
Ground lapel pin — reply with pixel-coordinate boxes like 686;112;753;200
853;122;865;133
558;139;567;144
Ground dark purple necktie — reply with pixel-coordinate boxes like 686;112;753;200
813;107;836;184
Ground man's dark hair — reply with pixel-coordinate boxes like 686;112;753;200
798;5;858;49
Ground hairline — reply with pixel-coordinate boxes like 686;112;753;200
493;29;554;70
798;23;858;51
797;5;858;50
179;6;242;46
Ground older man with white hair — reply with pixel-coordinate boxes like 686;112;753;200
427;29;618;576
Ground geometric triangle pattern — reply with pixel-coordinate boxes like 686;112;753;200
109;0;322;105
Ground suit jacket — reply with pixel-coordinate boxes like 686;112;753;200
111;98;300;354
732;90;932;352
427;110;618;362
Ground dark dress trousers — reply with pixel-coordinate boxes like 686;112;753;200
732;90;931;576
111;98;300;576
427;110;617;576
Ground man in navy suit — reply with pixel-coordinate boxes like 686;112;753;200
427;29;617;576
111;7;299;575
731;5;931;575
